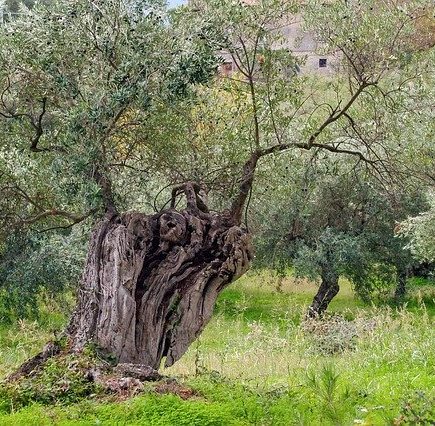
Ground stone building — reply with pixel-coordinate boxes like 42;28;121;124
277;14;340;74
188;0;340;76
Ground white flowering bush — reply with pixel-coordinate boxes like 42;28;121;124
399;192;435;263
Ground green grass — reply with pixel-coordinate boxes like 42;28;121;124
0;272;434;425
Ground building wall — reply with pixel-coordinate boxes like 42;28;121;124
189;0;340;76
277;15;340;74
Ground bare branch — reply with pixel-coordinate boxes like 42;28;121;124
307;81;375;147
170;182;209;216
92;166;118;215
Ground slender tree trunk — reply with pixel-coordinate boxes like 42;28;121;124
67;185;252;369
307;266;339;318
394;268;408;300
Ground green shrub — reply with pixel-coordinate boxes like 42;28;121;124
0;351;102;412
0;228;87;323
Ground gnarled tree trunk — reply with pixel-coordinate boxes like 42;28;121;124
307;266;339;318
67;184;252;369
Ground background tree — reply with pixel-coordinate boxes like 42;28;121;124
253;154;427;316
0;227;87;321
177;0;434;315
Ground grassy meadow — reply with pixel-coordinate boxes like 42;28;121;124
0;272;434;425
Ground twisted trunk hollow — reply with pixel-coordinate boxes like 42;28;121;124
67;206;252;370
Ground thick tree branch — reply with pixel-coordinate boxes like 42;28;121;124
21;208;97;225
230;152;259;224
170;182;209;217
93;167;118;215
258;141;379;165
30;97;47;152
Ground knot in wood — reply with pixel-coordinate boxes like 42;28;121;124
159;212;186;243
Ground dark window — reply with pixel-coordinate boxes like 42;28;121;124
219;61;233;77
319;58;327;68
223;62;233;72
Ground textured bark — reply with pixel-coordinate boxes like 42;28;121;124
307;267;340;318
68;201;252;369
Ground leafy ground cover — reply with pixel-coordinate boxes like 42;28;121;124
0;272;434;425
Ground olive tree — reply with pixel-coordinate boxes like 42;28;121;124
1;0;433;375
184;0;434;314
252;154;427;315
1;0;239;371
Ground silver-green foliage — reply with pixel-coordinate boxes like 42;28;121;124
0;0;218;227
400;191;435;263
0;226;88;321
251;153;427;301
